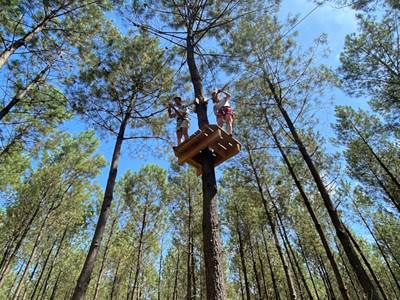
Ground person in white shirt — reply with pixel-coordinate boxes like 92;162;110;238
168;96;190;145
212;88;234;134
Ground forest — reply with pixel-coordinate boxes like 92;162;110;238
0;0;399;299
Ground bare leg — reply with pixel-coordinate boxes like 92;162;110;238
177;129;182;145
182;127;189;141
217;116;224;128
226;114;233;135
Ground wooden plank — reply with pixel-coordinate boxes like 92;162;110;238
174;126;215;154
178;129;222;164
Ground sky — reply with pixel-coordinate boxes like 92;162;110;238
61;0;366;189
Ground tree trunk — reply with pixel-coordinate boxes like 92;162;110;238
173;250;181;300
186;32;225;300
264;114;351;300
49;270;62;300
255;239;269;299
93;210;119;300
234;205;251;300
13;210;49;300
186;186;193;300
157;239;164;300
129;204;148;300
261;227;280;300
354;204;400;291
29;239;57;299
247;231;263;300
344;226;389;300
39;225;68;299
245;145;297;299
110;258;121;300
297;239;321;300
265;76;380;299
0;7;63;70
0;60;54;120
72;100;133;300
276;213;313;300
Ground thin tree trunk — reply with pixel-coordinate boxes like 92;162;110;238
72;99;134;299
354;204;400;291
261;227;280;300
157;239;164;300
344;226;389;300
234;205;251;300
0;60;54;120
238;265;245;300
255;239;269;299
49;270;62;300
29;239;57;299
110;258;121;300
93;210;120;300
12;210;48;300
245;145;297;299
297;239;321;300
318;254;336;300
39;225;68;299
247;232;263;300
0;8;60;70
129;204;148;300
173;250;181;300
186;186;193;300
276;214;313;300
264;115;350;300
265;76;380;299
186;31;225;300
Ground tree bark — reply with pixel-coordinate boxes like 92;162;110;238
261;227;280;300
71;98;134;300
264;114;350;300
264;75;380;299
186;31;225;300
255;239;269;299
245;145;297;299
234;205;251;300
173;250;181;300
93;209;119;300
0;60;55;120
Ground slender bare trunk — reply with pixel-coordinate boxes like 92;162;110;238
266;78;379;299
72;99;133;299
261;227;280;300
264;114;350;300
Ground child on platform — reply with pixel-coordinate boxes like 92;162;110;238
212;88;234;135
168;96;190;145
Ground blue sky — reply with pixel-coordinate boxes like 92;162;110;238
61;0;366;189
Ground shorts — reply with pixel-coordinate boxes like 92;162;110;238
177;118;189;130
216;106;234;118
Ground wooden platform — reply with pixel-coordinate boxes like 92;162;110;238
173;125;241;176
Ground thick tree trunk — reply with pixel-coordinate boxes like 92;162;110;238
246;145;297;299
264;115;350;300
186;32;225;300
234;205;251;300
72;100;133;299
264;76;380;299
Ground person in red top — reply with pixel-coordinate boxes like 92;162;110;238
212;88;234;134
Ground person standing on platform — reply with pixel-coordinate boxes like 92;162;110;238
212;88;234;135
168;96;190;145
